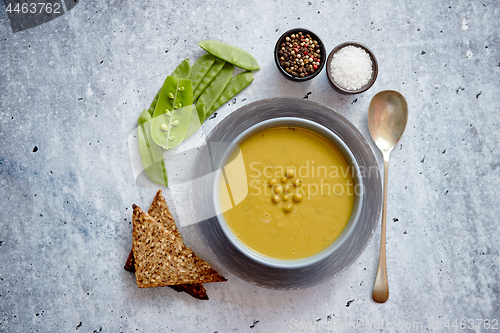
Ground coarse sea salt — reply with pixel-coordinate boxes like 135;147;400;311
330;45;373;90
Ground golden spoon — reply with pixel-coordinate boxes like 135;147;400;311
368;90;408;303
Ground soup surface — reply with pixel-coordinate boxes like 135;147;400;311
219;126;355;260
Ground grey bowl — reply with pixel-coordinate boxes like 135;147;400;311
326;42;378;95
213;117;364;269
192;97;382;290
274;28;326;81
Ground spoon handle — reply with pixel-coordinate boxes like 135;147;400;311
373;155;390;303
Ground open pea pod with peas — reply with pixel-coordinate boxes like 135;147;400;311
147;58;192;116
139;59;192;186
150;76;193;150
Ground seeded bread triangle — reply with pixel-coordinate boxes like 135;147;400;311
126;252;209;299
125;190;176;273
132;195;226;288
125;191;210;299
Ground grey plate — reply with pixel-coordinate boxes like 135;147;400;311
192;97;382;290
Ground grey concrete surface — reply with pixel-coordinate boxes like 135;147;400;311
0;0;499;332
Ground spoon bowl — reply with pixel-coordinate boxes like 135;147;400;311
368;91;408;154
368;90;408;303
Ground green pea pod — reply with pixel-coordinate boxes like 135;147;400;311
171;58;191;79
147;90;160;116
151;77;193;149
196;62;234;120
195;102;206;124
209;71;254;115
190;53;216;92
185;104;203;138
137;109;168;186
147;58;191;116
193;58;225;100
199;40;260;71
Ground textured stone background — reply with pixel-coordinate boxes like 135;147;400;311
1;0;499;332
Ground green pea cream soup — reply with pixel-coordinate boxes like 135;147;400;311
219;126;355;260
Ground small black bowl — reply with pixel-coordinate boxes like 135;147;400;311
274;28;326;82
326;42;378;95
